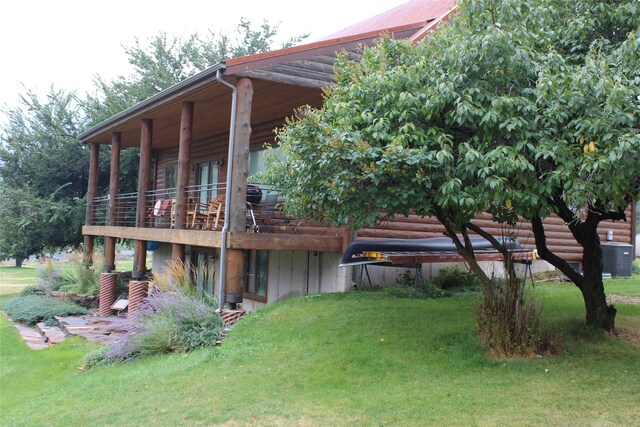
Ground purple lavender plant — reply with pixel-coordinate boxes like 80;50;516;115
101;284;223;363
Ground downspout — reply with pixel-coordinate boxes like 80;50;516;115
216;68;237;310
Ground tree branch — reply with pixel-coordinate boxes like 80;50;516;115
531;216;584;288
466;222;507;255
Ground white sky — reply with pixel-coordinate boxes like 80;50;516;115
1;0;408;110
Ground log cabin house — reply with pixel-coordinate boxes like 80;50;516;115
80;0;637;312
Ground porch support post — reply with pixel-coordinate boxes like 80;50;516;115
172;101;194;262
104;132;121;272
133;119;153;279
225;77;253;308
83;142;100;267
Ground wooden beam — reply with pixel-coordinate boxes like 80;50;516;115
83;225;223;247
83;142;100;266
106;132;121;227
225;249;244;308
136;119;153;228
228;232;343;252
288;59;335;74
269;64;335;82
172;243;185;261
229;78;253;233
222;77;254;308
341;228;353;252
134;119;153;278
175;102;194;231
104;132;121;272
239;70;328;89
104;236;116;272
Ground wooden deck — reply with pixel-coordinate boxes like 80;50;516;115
82;225;344;252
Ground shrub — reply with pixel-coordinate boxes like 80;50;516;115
19;285;43;296
36;260;62;291
3;295;88;326
475;277;543;358
94;286;224;365
432;267;481;290
633;259;640;275
386;270;445;299
58;262;101;296
83;346;115;369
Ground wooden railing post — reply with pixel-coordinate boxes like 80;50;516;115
133;119;153;279
83;142;100;267
104;132;121;272
225;78;253;307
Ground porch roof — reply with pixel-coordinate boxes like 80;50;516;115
78;0;456;149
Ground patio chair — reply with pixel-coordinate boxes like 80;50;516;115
169;198;176;228
204;196;225;231
186;199;206;229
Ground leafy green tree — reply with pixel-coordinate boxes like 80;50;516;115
0;89;96;264
266;0;640;330
0;184;84;266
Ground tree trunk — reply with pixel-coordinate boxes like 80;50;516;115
15;258;23;268
580;226;616;331
531;212;617;332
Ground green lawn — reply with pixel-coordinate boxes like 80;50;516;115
0;266;38;296
0;259;143;296
1;277;639;426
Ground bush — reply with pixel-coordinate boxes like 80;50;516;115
432;267;481;290
36;261;62;291
19;285;43;296
94;286;224;365
3;295;88;326
387;270;445;299
83;346;115;369
475;277;543;358
57;262;101;296
633;259;640;275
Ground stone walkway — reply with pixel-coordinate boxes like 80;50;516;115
12;322;50;350
11;309;246;349
55;314;129;345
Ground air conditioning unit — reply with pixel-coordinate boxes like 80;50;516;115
601;243;633;278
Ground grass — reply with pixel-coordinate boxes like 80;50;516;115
0;259;143;296
1;277;639;426
0;266;38;296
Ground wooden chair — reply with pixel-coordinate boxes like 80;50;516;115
169;198;176;228
204;196;225;231
186;200;206;229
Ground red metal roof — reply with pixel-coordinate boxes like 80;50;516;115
318;0;456;41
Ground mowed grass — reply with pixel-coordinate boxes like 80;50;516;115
0;266;38;295
0;259;141;296
1;277;639;426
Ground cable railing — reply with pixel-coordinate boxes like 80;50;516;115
89;182;339;236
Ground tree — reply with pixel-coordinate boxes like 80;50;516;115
0;184;84;266
0;89;94;263
266;0;640;331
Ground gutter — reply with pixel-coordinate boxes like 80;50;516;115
215;69;237;310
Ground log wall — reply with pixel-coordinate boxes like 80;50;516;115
153;119;634;264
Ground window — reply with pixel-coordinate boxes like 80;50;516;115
196;161;220;207
245;249;268;301
249;147;282;181
165;163;177;189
